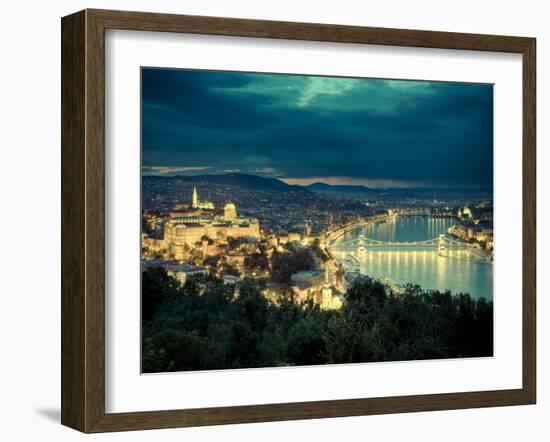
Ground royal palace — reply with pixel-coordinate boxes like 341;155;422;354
164;187;260;260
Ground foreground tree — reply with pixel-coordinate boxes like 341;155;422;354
141;269;493;372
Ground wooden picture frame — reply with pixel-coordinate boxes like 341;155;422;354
61;8;536;433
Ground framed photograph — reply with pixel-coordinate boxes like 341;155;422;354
61;9;536;433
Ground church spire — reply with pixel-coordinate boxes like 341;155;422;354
192;186;198;208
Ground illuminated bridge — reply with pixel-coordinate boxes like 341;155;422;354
331;234;474;254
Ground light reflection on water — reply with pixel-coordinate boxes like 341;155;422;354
331;216;493;300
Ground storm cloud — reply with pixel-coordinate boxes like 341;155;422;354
141;68;493;188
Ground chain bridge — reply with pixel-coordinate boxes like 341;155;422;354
331;233;473;255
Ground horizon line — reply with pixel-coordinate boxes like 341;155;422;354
141;170;492;191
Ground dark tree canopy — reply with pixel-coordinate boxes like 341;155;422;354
142;268;493;373
270;249;315;284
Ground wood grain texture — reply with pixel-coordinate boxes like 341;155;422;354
90;8;533;52
522;38;536;404
85;9;107;433
61;9;537;433
61;10;86;432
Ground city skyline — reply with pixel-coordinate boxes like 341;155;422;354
142;68;493;189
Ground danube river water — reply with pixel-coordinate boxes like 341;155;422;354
330;216;493;300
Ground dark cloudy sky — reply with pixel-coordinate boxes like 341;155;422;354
141;68;493;189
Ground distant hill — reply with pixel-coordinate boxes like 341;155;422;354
143;172;308;192
143;173;492;199
306;182;377;196
306;182;492;199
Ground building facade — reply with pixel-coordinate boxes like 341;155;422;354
164;188;260;260
192;186;215;210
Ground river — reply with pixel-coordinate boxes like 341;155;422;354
330;216;493;300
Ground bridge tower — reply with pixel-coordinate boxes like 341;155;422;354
357;234;367;255
438;234;447;257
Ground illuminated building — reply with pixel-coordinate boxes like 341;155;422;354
304;220;312;236
290;270;324;302
321;268;342;310
164;189;260;260
287;232;301;243
192;186;198;208
225;253;247;267
223;274;240;285
289;269;342;309
141;233;166;254
224;202;237;220
191;186;215;210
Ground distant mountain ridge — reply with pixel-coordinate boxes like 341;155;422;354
143;172;307;192
306;182;376;194
143;173;492;198
305;182;492;199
